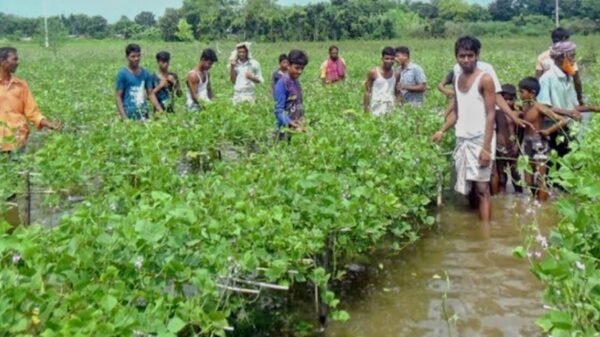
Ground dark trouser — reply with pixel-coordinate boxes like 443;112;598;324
547;128;572;190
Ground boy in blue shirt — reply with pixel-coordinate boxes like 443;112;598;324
115;44;163;120
273;50;309;140
152;51;182;113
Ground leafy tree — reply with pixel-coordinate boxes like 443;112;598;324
582;0;600;20
158;8;182;41
488;0;517;21
88;16;108;39
175;18;194;41
134;11;156;27
112;16;143;39
36;16;68;56
435;0;473;22
67;14;91;36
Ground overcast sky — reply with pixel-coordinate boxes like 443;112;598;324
0;0;493;23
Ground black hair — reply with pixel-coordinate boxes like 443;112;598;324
329;45;339;53
288;49;309;66
156;51;170;62
455;36;481;56
125;43;141;56
237;45;248;53
500;84;517;97
382;46;395;58
278;53;288;63
200;48;218;63
395;46;410;57
518;77;540;96
0;47;17;61
551;27;570;44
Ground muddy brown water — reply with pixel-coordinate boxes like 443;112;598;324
324;194;558;337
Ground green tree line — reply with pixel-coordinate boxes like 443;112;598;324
1;0;600;42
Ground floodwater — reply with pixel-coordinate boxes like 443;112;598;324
324;194;558;337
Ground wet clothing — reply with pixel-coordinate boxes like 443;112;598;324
152;72;179;112
186;70;210;112
320;57;347;83
454;135;496;195
455;72;488;138
370;68;397;117
115;67;153;120
0;76;46;152
522;133;550;162
453;71;495;194
273;74;304;128
398;62;427;107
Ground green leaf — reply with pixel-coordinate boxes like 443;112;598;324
331;310;350;321
167;316;186;333
100;294;118;312
512;246;525;258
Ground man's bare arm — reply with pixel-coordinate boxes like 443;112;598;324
363;69;376;113
401;83;426;92
148;89;164;113
115;90;126;119
481;75;496;166
187;72;200;105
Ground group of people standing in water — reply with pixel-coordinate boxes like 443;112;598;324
2;28;598;223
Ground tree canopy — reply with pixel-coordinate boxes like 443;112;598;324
1;0;599;42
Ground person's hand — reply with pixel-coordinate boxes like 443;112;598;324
431;131;444;143
539;129;551;138
158;78;169;89
570;110;583;121
229;59;237;67
167;74;177;84
479;148;491;167
42;119;62;131
245;72;254;80
515;118;536;131
444;91;454;98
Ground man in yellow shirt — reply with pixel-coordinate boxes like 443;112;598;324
0;47;60;153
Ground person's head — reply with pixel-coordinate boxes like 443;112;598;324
394;46;410;65
125;43;142;68
329;45;339;60
518;77;540;101
200;48;218;70
381;47;395;70
551;27;570;44
287;49;309;79
455;36;481;74
155;51;170;72
237;45;249;61
550;41;577;76
0;47;19;74
278;53;289;71
500;84;517;108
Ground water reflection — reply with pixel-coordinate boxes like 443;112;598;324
325;194;557;337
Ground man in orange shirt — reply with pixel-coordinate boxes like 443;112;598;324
0;47;60;153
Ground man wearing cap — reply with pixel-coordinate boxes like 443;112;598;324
535;27;583;105
537;41;583;160
229;42;263;104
